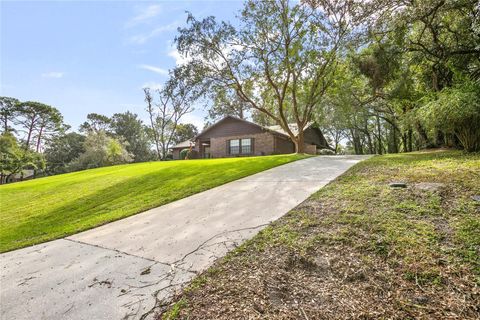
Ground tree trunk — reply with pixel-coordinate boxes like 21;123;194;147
2;116;7;133
36;124;44;152
350;129;363;155
402;132;408;153
25;117;36;150
294;131;305;153
366;132;374;154
408;129;413;152
357;139;364;155
144;89;162;160
376;115;382;155
390;124;399;153
159;126;168;160
436;130;445;147
334;132;340;154
416;122;431;149
161;145;167;160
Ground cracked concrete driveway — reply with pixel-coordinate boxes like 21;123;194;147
0;155;369;320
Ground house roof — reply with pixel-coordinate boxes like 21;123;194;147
171;140;193;149
194;115;267;140
266;122;313;137
194;115;315;140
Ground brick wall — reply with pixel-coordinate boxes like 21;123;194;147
274;136;295;154
304;144;317;155
304;127;329;148
172;149;181;160
210;132;275;158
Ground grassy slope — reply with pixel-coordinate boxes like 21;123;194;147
0;154;305;252
162;150;480;319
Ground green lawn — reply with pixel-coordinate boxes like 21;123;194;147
0;154;305;252
161;150;480;319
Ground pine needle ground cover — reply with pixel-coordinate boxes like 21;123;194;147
161;150;479;319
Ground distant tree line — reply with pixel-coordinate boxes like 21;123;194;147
0;97;199;184
1;51;205;184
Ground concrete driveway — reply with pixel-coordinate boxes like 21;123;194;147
0;155;369;320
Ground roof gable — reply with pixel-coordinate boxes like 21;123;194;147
195;115;318;140
171;140;193;149
266;122;313;137
195;116;268;140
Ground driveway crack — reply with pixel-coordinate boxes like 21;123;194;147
63;238;169;266
171;223;270;267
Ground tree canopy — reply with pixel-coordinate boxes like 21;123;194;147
176;0;363;152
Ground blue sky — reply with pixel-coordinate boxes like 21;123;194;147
1;0;244;131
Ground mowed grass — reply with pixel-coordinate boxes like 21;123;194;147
161;150;480;319
0;154;306;252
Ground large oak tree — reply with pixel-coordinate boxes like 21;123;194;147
176;0;360;152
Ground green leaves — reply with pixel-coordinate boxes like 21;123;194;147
419;78;480;151
0;132;44;183
14;100;65;151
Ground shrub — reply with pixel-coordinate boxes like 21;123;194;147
317;148;336;155
419;79;480;152
69;131;132;170
179;148;190;160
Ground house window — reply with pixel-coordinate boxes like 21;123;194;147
241;138;252;154
228;138;253;155
229;139;240;154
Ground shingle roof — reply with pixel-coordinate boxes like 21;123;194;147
194;115;264;140
193;115;314;141
171;140;193;149
266;122;313;137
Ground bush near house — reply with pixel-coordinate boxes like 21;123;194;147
179;148;189;160
317;148;336;155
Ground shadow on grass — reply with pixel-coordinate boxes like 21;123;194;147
369;149;476;165
1;156;300;252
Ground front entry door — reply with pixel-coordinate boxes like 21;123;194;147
204;146;211;158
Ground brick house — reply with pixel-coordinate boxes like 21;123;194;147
171;116;330;160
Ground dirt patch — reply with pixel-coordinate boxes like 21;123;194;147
414;182;445;193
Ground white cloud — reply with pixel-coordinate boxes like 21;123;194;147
167;42;243;68
138;64;169;75
41;71;64;78
126;4;162;28
168;48;191;66
180;112;205;130
128;21;180;45
142;82;163;91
